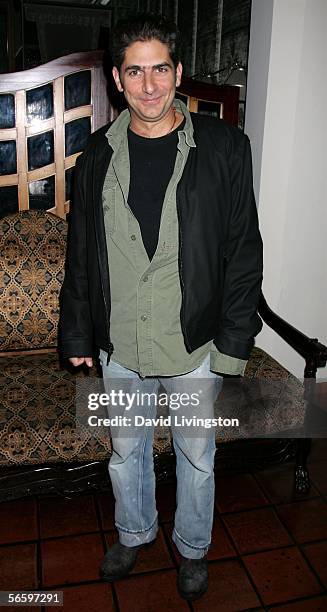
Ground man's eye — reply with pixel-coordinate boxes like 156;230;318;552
157;66;168;73
128;70;141;77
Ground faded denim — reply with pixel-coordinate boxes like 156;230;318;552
99;350;222;559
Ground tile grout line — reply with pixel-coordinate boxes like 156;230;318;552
297;541;327;594
158;518;194;609
251;502;326;602
251;465;322;506
215;500;274;516
35;495;43;591
159;520;182;570
266;592;327;610
272;501;327;549
226;555;266;609
251;466;327;558
216;467;324;608
215;467;272;513
2;475;325;609
36;495;46;612
0;528;111;549
93;492;121;612
250;465;301;506
161;510;264;612
38;567;180;592
212;511;239;558
242;471;327;606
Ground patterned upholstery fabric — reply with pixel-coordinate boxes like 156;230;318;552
217;348;306;442
0;347;305;466
0;353;111;466
0;211;66;352
0;211;306;467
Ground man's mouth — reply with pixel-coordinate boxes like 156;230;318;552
140;97;162;105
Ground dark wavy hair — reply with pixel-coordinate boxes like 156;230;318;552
110;13;181;72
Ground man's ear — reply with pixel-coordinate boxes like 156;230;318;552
112;66;124;93
175;62;183;88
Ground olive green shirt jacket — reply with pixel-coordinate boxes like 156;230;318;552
102;99;247;377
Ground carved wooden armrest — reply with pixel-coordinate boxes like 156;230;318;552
258;292;327;377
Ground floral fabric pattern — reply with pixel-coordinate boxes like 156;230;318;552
0;211;66;351
0;353;112;465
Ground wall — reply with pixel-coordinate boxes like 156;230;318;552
245;0;327;379
244;0;273;199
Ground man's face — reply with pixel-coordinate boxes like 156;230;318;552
112;39;182;124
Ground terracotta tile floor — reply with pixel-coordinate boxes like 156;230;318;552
0;439;326;611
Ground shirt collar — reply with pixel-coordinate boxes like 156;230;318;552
105;98;196;149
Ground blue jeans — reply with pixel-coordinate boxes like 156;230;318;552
99;351;222;559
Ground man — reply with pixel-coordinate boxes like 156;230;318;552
59;14;263;601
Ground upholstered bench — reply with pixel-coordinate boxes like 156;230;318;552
0;211;325;501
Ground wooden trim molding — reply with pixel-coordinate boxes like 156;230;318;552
0;128;17;140
64;152;82;170
26;118;55;136
0;174;18;187
0;51;105;94
16;90;29;210
64;105;93;123
54;77;65;219
27;163;56;183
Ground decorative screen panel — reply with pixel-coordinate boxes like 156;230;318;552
27;131;54;171
0;51;113;219
65;166;75;203
64;71;91;111
29;176;55;210
0;186;18;217
0;141;17;175
26;83;54;124
0;94;15;129
65;117;91;157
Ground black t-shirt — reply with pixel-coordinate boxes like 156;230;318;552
127;119;186;260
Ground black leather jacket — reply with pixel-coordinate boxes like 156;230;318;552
59;113;263;362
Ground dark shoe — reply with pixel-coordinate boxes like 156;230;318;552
177;556;208;601
100;540;152;582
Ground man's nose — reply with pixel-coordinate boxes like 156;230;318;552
142;71;155;94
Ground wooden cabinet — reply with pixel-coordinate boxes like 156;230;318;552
177;76;240;127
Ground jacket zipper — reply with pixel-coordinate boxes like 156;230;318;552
95;240;113;365
92;153;114;366
100;273;113;366
176;187;192;352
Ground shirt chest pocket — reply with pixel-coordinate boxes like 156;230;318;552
102;181;117;236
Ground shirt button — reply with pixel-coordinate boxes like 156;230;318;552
143;276;148;282
141;314;147;321
130;234;136;241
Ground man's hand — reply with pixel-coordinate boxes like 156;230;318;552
69;357;93;367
